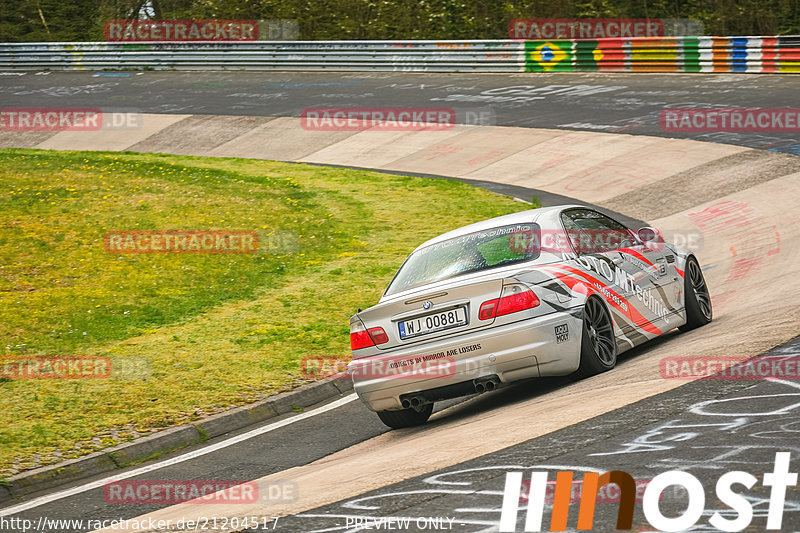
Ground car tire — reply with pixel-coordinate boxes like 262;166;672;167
376;404;433;429
678;256;713;332
577;296;618;377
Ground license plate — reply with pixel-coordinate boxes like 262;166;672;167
398;307;468;340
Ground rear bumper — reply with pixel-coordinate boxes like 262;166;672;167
350;310;582;412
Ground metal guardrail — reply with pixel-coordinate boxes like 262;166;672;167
1;37;798;72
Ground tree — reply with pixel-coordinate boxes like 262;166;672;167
0;0;798;41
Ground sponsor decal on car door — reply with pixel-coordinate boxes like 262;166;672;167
616;245;680;327
560;208;675;333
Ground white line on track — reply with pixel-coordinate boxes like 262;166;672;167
0;393;357;516
768;378;800;390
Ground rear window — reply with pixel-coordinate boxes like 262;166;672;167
385;224;541;296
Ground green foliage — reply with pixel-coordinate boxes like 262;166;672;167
0;0;797;42
0;0;100;41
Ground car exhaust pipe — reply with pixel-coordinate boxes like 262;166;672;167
474;376;501;394
400;395;428;410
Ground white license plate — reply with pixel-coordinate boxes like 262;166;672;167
398;307;468;340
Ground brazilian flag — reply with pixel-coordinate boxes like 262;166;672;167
524;40;574;72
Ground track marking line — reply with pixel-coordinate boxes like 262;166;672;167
767;378;800;390
0;393;357;516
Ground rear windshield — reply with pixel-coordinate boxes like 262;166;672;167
385;223;541;296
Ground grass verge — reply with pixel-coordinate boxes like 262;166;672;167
0;148;525;476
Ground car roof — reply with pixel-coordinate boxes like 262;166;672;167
413;204;586;251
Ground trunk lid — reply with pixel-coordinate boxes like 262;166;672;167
356;278;505;350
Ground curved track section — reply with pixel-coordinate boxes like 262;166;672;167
1;71;799;154
1;72;799;532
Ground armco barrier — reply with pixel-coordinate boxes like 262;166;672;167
0;37;798;72
0;41;525;72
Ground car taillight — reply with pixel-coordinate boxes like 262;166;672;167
479;300;498;320
369;327;389;344
479;285;539;320
350;320;389;350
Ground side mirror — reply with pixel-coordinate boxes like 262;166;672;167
637;226;664;246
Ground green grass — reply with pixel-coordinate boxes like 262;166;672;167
0;148;526;476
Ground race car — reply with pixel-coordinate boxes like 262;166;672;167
348;205;712;429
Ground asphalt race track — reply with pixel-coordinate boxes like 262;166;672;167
1;70;800;533
279;337;800;533
0;71;799;154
